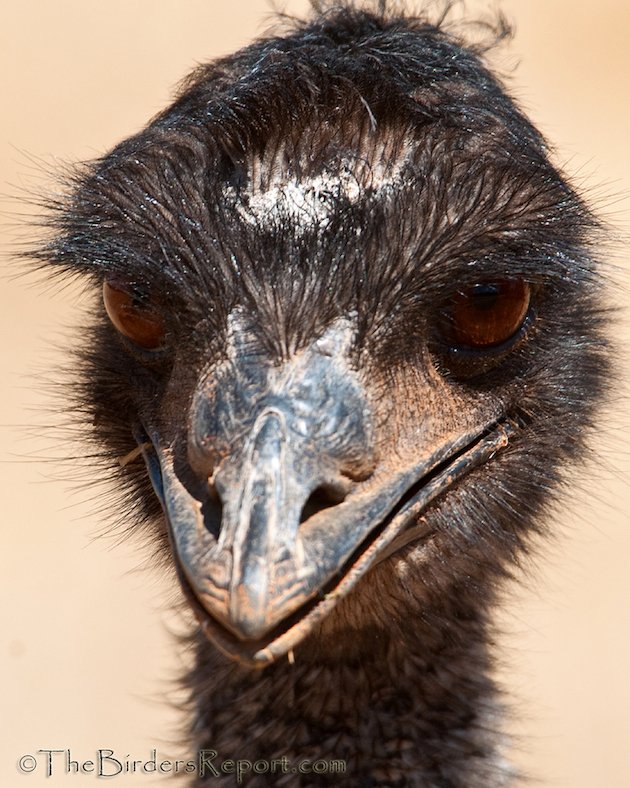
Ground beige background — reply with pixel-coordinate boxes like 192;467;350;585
1;2;629;786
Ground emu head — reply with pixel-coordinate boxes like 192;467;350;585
41;8;607;666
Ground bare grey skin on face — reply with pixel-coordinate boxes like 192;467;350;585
34;3;610;785
151;313;378;644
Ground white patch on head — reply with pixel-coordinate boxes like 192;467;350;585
226;144;411;231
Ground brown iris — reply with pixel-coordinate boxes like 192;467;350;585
103;280;165;349
443;279;531;350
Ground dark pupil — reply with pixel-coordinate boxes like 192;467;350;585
469;283;501;310
130;288;150;310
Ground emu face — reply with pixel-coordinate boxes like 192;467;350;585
46;10;607;667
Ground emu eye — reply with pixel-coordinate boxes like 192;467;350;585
441;279;531;350
102;280;165;349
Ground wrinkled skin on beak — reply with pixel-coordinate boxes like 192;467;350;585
138;311;513;666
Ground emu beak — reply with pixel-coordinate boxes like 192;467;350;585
138;316;514;666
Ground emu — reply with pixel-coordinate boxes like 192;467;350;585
33;3;610;785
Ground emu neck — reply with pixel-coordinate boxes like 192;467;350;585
188;606;513;786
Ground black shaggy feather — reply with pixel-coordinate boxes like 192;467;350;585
31;3;610;786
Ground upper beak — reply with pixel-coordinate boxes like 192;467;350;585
138;316;514;665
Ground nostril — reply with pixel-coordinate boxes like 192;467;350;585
299;484;347;525
200;490;223;539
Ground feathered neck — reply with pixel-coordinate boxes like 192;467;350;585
185;596;514;786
